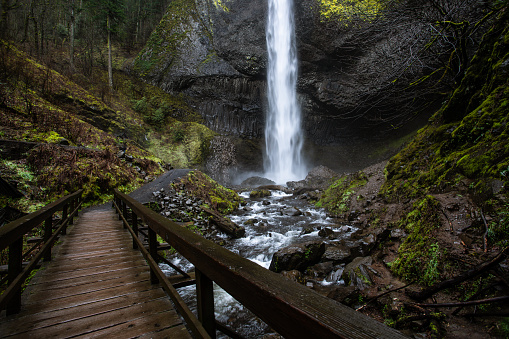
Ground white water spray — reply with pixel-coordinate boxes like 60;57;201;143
265;0;306;184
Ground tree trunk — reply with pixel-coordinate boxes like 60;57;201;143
70;0;75;70
107;14;113;90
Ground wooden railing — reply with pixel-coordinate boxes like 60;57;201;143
0;189;83;315
113;189;408;339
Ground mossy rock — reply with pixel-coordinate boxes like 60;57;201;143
249;189;271;198
173;170;243;215
316;171;368;216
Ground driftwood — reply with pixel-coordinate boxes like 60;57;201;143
407;247;509;301
201;206;245;238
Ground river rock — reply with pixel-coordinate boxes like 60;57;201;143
318;227;334;238
341;256;374;290
241;176;276;187
281;270;305;284
269;241;325;273
322;244;351;264
307;261;334;279
249;189;271;198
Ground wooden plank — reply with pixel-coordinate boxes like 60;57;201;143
76;309;186;338
0;208;192;338
26;270;152;297
32;261;148;285
42;254;145;274
136;324;193;339
7;299;177;338
0;289;171;335
22;279;160;314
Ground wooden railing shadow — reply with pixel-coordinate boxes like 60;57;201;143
0;190;83;315
113;189;409;339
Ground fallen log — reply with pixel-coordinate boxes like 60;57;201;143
201;206;245;238
407;247;509;301
408;295;509;308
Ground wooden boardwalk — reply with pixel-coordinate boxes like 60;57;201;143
0;209;192;338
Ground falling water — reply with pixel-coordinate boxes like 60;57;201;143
265;0;306;184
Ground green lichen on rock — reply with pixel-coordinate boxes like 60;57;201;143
389;196;444;285
316;171;368;216
173;170;243;214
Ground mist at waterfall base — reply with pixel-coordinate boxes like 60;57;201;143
264;0;307;185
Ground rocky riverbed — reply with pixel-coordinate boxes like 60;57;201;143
143;162;508;338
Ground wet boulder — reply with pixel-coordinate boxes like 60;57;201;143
249;189;271;198
269;241;325;273
322;243;351;264
241;176;276;187
341;256;374;290
318;227;334;238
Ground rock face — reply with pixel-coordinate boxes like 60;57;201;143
133;0;488;169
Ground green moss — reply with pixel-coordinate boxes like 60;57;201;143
318;0;385;23
146;121;216;168
249;189;271;198
390;196;444;285
173;171;243;214
317;171;368;216
133;0;211;77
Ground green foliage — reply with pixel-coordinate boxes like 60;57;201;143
318;0;385;23
133;96;148;113
317;171;368;215
390;196;444;285
488;205;509;247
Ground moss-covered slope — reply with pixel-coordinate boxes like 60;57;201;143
382;7;509;205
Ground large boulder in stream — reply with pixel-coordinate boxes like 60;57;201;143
269;241;325;273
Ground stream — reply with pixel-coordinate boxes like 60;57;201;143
160;190;357;337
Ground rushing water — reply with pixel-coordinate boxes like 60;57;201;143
160;191;355;337
264;0;306;184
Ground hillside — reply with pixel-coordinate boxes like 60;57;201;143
315;5;509;336
0;41;215;216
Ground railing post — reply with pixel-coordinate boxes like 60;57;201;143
196;269;216;338
7;237;23;315
118;200;123;220
62;204;68;235
148;227;158;284
69;199;74;225
43;216;52;262
132;210;138;250
122;202;128;229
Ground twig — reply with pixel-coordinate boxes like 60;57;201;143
356;282;415;311
409;295;509;308
480;210;489;252
452;281;500;315
461;311;509;318
440;208;454;233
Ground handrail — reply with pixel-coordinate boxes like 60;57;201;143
113;189;408;339
0;189;83;314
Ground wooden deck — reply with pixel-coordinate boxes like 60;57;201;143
0;209;192;338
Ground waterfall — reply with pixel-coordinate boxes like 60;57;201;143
265;0;306;184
